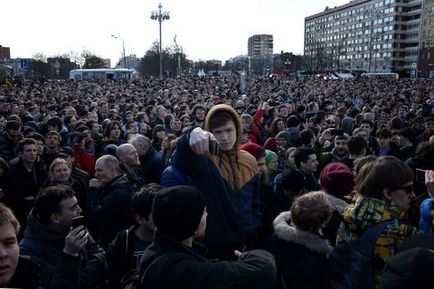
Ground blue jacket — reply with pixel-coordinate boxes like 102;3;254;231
420;198;433;233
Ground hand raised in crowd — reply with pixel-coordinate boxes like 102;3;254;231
89;178;102;188
189;127;217;156
63;225;89;256
425;170;434;199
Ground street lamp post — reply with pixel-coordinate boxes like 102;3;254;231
151;3;170;80
111;34;127;68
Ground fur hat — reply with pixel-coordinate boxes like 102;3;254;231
152;185;205;241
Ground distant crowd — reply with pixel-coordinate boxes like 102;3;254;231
0;75;434;289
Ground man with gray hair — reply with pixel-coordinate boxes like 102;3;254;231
129;135;164;184
87;154;133;248
116;143;145;192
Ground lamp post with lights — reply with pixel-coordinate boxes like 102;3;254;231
151;3;170;79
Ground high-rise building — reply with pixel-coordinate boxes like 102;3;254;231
419;0;434;77
0;45;11;60
304;0;422;76
248;34;273;57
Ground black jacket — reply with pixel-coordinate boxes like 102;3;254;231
265;212;333;289
19;213;107;289
87;174;133;248
140;146;164;184
139;230;277;289
5;256;42;289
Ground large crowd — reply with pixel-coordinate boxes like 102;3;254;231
0;75;434;289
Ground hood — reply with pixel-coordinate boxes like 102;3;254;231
327;194;350;214
273;212;333;256
204;104;243;149
342;193;407;233
23;210;67;243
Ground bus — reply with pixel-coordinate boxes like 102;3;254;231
361;72;399;80
69;68;139;81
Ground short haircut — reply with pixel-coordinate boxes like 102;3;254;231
361;119;374;129
97;154;119;170
355;156;413;198
131;183;163;220
46;117;63;131
33;185;76;225
208;111;233;132
5;120;21;131
116;143;135;160
280;168;304;194
294;147;315;168
290;191;331;232
17;138;37;153
27;132;45;143
45;130;62;141
129;134;151;152
400;127;416;144
377;128;392;139
300;129;315;146
348;136;367;156
0;203;20;234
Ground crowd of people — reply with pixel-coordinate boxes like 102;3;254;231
0;74;434;289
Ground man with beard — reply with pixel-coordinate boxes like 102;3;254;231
315;134;350;170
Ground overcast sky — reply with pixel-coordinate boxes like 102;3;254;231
1;0;348;66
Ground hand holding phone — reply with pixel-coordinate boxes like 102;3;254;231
209;139;220;155
71;215;86;230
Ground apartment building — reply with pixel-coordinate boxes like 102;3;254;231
419;0;434;77
248;34;273;58
304;0;422;76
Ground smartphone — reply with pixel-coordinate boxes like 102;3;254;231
331;129;344;137
416;168;426;184
71;215;86;229
209;140;220;155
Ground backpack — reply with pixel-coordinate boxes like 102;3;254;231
326;220;394;289
120;249;161;289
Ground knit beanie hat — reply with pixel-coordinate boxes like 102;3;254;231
152;185;206;241
240;142;265;160
276;131;291;143
320;162;354;197
265;150;278;167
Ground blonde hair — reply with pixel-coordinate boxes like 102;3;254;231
290;191;332;232
49;158;71;181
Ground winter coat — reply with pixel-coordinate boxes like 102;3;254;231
171;104;262;259
265;212;333;289
5;256;42;289
340;194;418;289
87;174;133;248
139;230;277;289
420;198;433;233
0;133;17;162
139;146;165;184
19;213;107;289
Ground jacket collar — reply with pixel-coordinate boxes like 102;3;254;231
273;212;333;256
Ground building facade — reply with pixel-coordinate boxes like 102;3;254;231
304;0;422;76
248;34;273;57
419;0;434;77
0;45;11;60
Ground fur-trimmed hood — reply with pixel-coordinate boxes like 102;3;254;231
273;212;334;256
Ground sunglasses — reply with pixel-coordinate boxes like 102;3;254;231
392;184;413;194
